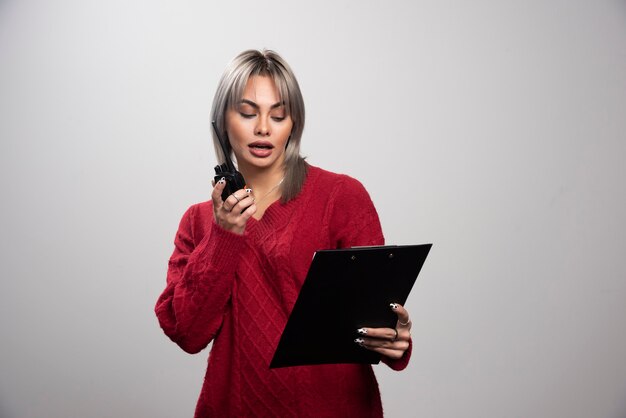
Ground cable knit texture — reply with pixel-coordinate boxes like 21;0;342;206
155;166;412;417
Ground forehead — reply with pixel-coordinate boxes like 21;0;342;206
241;75;282;103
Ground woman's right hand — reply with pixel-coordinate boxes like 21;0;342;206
212;177;257;235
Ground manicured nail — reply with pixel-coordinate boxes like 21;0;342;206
219;177;225;184
245;188;252;193
357;328;367;335
354;338;364;345
390;303;399;310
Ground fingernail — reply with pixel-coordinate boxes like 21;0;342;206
357;328;367;335
219;177;225;184
390;303;399;310
245;188;252;193
354;338;364;345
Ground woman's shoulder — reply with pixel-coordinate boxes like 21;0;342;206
308;166;369;198
306;165;369;194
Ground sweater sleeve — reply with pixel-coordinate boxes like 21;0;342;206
327;176;412;371
155;204;247;354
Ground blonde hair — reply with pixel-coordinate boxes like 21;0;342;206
210;49;307;202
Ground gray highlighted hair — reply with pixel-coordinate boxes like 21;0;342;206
210;49;307;202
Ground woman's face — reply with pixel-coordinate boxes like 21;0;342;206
225;75;293;173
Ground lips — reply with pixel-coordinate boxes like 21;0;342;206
248;141;274;158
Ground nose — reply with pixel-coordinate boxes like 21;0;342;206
255;117;270;137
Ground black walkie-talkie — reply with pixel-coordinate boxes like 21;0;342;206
212;121;247;202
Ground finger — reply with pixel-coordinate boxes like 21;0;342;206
212;177;226;206
231;194;256;215
357;327;403;341
365;346;406;360
357;335;410;349
357;331;411;348
390;303;411;329
239;202;257;219
225;189;254;213
233;188;253;202
359;327;411;342
222;193;239;212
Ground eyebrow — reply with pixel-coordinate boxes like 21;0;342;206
239;99;284;110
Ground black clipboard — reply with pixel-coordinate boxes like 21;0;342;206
270;244;432;368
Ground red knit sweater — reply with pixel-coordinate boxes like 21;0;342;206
155;166;411;417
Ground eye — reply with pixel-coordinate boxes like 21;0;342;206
239;112;256;119
271;116;286;122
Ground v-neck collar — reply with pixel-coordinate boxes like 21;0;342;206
244;166;319;241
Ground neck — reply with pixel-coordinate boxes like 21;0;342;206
238;161;285;199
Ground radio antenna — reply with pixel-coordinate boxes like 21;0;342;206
211;121;236;172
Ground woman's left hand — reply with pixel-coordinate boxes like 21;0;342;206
355;303;412;360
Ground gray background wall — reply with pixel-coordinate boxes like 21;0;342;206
1;0;625;417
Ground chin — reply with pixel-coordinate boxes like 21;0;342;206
250;154;285;169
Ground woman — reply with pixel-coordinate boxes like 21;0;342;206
155;49;413;417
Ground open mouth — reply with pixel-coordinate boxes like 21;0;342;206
248;141;274;157
249;141;274;150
